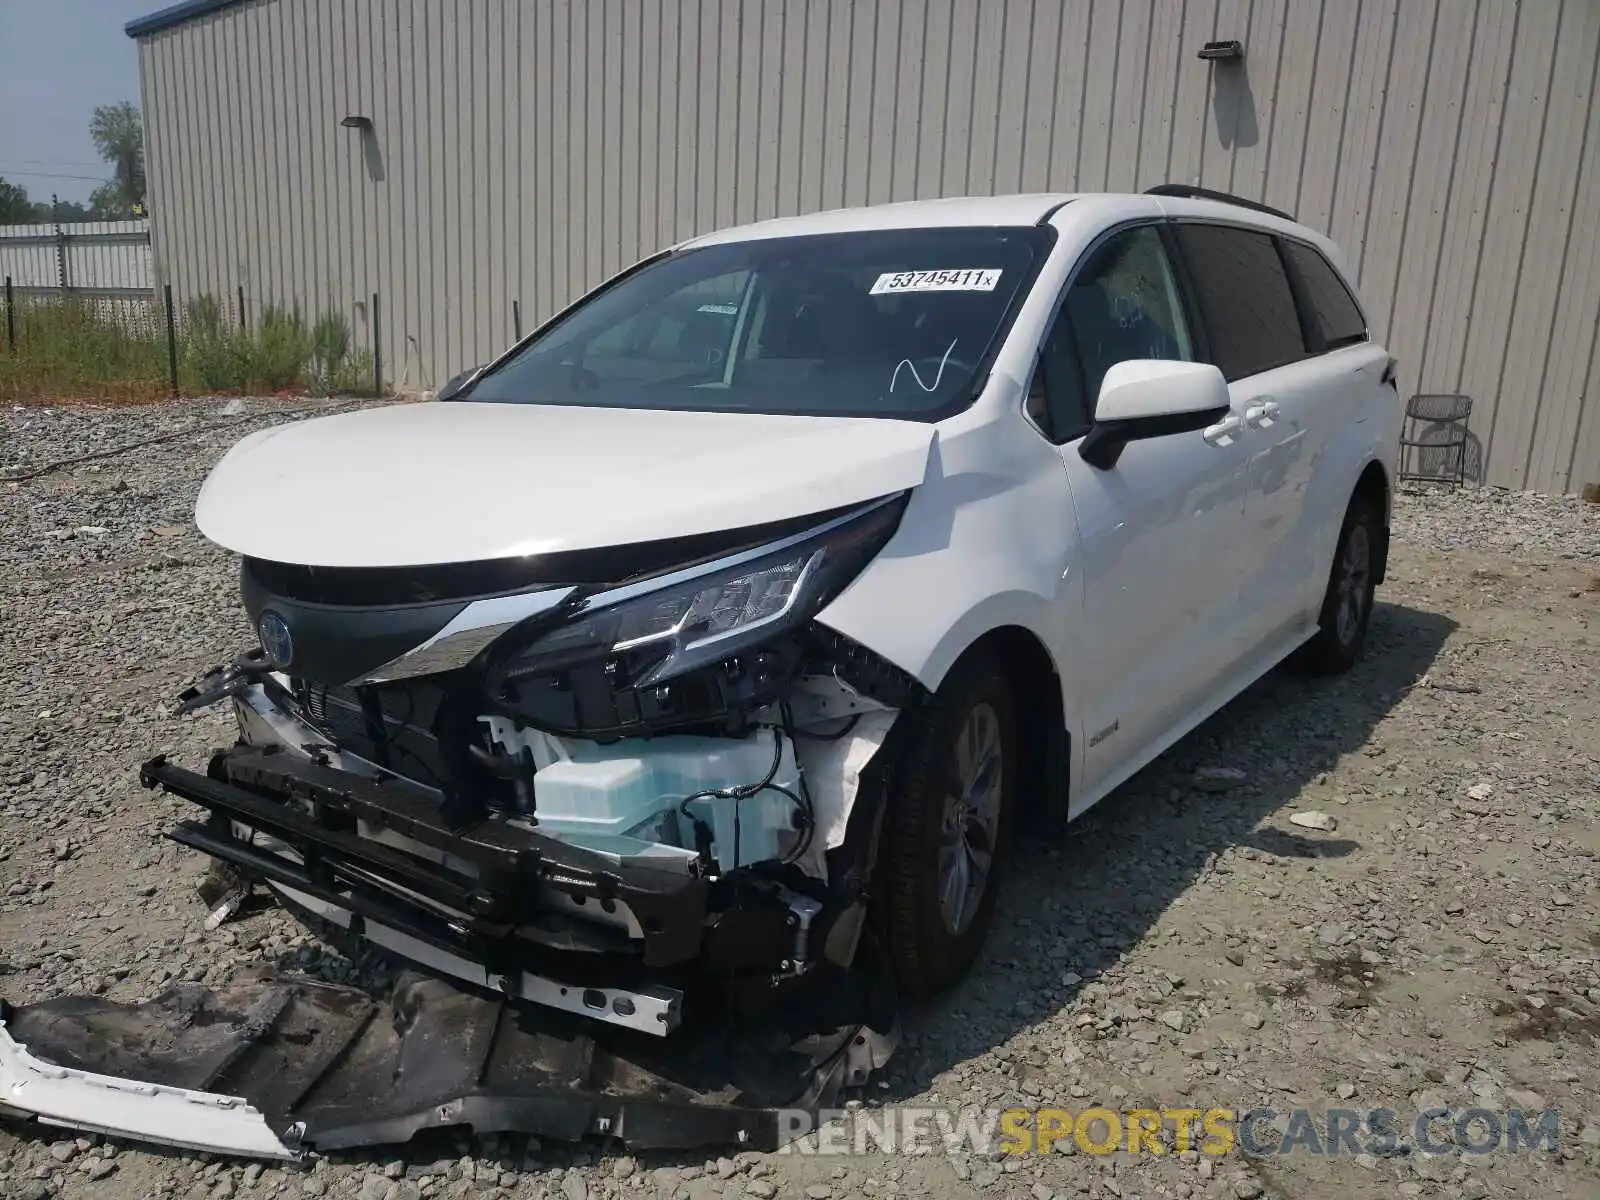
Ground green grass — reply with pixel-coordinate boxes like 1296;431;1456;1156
0;292;381;402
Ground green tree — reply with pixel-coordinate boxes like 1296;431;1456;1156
0;178;33;223
89;182;132;219
50;199;93;222
89;101;146;213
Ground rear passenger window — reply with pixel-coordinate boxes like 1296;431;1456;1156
1280;240;1367;350
1174;225;1306;380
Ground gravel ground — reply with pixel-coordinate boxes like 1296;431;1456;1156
1;399;1597;1200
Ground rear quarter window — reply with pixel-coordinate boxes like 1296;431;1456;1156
1280;240;1368;350
1173;224;1307;381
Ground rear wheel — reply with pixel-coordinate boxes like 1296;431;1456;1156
878;651;1016;997
1301;495;1380;674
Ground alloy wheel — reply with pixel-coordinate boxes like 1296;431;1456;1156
937;701;1004;935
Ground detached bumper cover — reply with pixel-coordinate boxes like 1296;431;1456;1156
1;969;894;1157
0;1000;296;1160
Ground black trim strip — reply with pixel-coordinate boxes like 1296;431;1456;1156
242;502;866;607
1035;197;1077;225
1145;183;1294;222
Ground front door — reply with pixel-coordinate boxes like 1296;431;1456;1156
1028;223;1253;806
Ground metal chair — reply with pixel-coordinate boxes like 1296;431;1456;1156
1398;393;1473;486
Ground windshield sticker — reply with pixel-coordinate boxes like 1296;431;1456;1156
869;268;1002;295
696;303;738;315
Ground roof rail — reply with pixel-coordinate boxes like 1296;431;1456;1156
1143;184;1293;223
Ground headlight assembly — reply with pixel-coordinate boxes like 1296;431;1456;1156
490;494;907;691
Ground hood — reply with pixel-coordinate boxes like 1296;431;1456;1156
195;401;936;567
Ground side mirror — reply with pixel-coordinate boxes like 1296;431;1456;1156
1078;360;1231;470
437;365;486;402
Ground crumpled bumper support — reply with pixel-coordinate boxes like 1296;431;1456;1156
139;748;713;971
1;968;895;1156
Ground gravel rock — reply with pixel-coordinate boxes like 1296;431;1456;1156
1392;485;1600;559
1288;810;1338;831
0;405;1596;1200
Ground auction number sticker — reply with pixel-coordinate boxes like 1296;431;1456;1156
869;268;1003;295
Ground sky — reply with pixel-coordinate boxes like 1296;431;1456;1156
0;0;158;205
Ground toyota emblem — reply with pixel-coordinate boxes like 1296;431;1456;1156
257;610;294;667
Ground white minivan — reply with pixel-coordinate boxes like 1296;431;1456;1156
5;187;1401;1157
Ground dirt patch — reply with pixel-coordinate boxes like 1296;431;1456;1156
1492;994;1600;1044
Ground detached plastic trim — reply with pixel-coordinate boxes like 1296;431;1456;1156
0;1011;297;1160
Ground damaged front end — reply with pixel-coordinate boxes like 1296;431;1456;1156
3;496;923;1158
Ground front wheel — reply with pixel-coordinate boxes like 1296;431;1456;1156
877;652;1016;998
1301;495;1380;674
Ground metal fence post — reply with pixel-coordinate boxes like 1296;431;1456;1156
237;284;247;329
53;198;68;291
512;299;521;341
371;291;382;396
164;283;179;398
3;276;13;353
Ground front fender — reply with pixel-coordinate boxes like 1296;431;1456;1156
820;586;1064;702
812;414;1081;729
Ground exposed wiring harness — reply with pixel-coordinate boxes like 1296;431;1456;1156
780;704;819;866
676;723;815;872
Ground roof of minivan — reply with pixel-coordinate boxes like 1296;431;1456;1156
682;191;1329;249
682;194;1082;246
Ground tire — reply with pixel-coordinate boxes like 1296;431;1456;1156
1301;494;1380;675
878;651;1016;998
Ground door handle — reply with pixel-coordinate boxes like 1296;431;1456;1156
1202;415;1244;446
1244;400;1280;428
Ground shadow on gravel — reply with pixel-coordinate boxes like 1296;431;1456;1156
881;599;1458;1100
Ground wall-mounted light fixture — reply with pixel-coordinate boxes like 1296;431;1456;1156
1198;40;1244;61
340;115;373;130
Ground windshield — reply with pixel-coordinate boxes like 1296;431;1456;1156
465;226;1054;418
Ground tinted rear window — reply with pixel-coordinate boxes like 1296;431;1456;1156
1174;224;1307;381
1281;240;1367;350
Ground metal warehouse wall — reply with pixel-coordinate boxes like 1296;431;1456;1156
135;0;1600;493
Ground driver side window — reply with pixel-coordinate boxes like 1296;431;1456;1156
1030;225;1196;443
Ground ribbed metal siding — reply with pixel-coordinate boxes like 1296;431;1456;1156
137;0;1600;492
